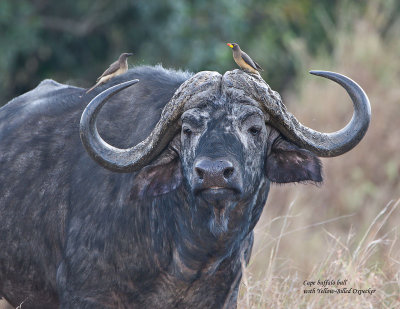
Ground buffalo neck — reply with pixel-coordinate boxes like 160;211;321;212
157;179;270;280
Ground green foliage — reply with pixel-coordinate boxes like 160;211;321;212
0;0;369;104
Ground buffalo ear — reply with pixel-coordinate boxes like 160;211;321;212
266;137;322;183
131;136;182;198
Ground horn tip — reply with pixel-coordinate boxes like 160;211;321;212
112;79;140;92
125;79;140;85
309;70;328;76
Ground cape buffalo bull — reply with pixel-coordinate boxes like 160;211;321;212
0;65;370;308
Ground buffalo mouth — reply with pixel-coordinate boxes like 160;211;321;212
194;186;242;206
194;187;242;229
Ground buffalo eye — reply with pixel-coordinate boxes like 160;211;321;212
182;127;192;137
248;126;261;136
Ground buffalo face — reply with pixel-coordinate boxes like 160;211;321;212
180;103;268;234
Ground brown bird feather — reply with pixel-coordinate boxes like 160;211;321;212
86;53;133;94
227;43;263;74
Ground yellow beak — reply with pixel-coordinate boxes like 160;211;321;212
227;43;233;48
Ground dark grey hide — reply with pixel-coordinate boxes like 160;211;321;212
0;66;322;308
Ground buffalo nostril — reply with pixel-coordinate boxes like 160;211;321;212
195;167;204;180
223;167;234;179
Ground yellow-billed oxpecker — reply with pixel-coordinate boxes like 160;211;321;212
86;52;133;94
227;43;263;74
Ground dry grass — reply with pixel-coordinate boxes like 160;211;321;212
239;199;400;308
239;1;400;308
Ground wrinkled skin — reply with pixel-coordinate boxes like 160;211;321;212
0;66;321;308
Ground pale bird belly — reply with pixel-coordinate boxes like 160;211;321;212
98;67;127;84
234;57;259;74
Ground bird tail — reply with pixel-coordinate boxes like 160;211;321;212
86;81;101;94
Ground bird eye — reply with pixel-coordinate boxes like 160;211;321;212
183;127;192;137
248;126;261;136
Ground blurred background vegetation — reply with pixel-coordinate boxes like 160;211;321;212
0;0;381;103
1;0;400;307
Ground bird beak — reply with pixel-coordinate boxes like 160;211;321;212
127;53;133;57
227;43;233;48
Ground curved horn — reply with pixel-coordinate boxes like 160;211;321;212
268;71;371;157
80;79;180;172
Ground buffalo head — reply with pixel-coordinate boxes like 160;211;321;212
80;69;370;236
